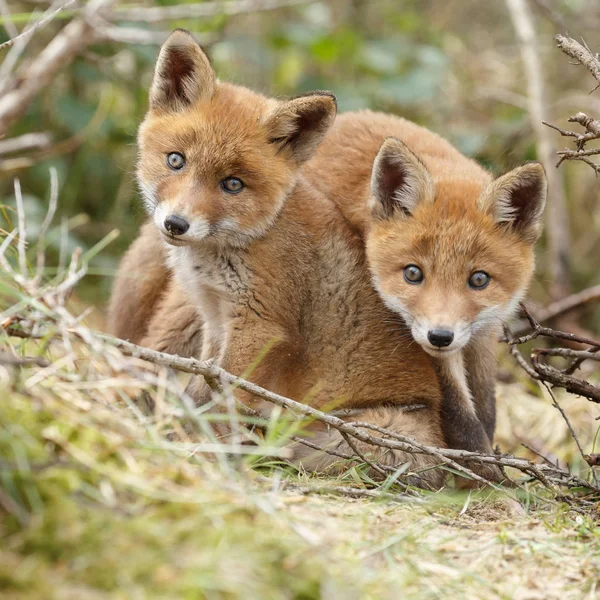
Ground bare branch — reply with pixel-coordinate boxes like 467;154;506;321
0;0;115;136
512;285;600;335
0;132;52;156
115;0;316;24
555;34;600;86
0;0;78;51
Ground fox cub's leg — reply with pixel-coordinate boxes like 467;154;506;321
463;334;498;444
433;353;505;486
108;223;168;344
289;405;447;490
140;281;203;358
188;309;307;414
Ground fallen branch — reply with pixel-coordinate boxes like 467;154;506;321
94;334;596;493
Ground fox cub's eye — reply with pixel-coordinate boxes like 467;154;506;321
403;265;424;284
468;271;490;289
221;177;245;194
166;152;185;170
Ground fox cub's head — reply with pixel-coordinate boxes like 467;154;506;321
367;138;547;356
137;30;336;248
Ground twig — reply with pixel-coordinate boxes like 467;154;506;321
544;35;600;173
506;305;600;403
544;382;598;485
512;285;600;335
0;351;49;367
97;334;598;493
0;0;115;136
13;178;27;276
93;25;216;46
554;34;600;86
114;0;315;24
0;132;52;156
0;0;78;51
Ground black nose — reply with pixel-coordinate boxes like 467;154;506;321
427;329;454;348
164;215;189;236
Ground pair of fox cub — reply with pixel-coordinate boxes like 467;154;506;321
108;30;547;489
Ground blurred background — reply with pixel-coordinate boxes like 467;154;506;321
0;0;599;331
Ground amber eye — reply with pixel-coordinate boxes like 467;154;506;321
221;177;245;194
403;264;424;284
166;152;185;170
468;271;490;289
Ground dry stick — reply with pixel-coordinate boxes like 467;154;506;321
115;0;315;23
511;304;600;348
505;0;571;300
507;306;600;402
13;178;27;276
104;334;598;493
289;435;415;492
520;441;560;468
530;357;600;403
544;36;600;173
0;0;78;51
0;0;115;136
555;34;600;86
34;167;58;285
543;113;600;152
109;335;488;481
543;382;599;486
93;25;216;46
0;132;52;156
339;431;390;479
512;285;600;335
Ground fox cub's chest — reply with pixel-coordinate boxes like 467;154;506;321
166;245;250;301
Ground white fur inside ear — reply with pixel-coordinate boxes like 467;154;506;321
370;139;434;218
479;164;547;240
150;30;216;112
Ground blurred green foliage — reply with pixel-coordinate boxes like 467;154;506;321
1;0;599;320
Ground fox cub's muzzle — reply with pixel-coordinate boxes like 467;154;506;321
164;214;190;236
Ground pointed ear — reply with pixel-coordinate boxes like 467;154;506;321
149;29;216;113
264;92;337;164
479;163;547;243
369;137;435;219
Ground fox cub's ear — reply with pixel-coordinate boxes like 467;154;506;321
370;138;435;220
479;163;547;243
264;92;337;164
150;29;216;112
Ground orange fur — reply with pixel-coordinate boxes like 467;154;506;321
305;111;546;480
110;30;448;488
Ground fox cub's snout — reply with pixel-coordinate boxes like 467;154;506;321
367;137;547;355
137;29;336;249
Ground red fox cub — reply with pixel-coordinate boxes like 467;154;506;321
305;111;547;459
123;29;448;487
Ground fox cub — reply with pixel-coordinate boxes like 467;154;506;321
306;111;547;460
114;29;449;488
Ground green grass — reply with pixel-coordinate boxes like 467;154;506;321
2;351;600;599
